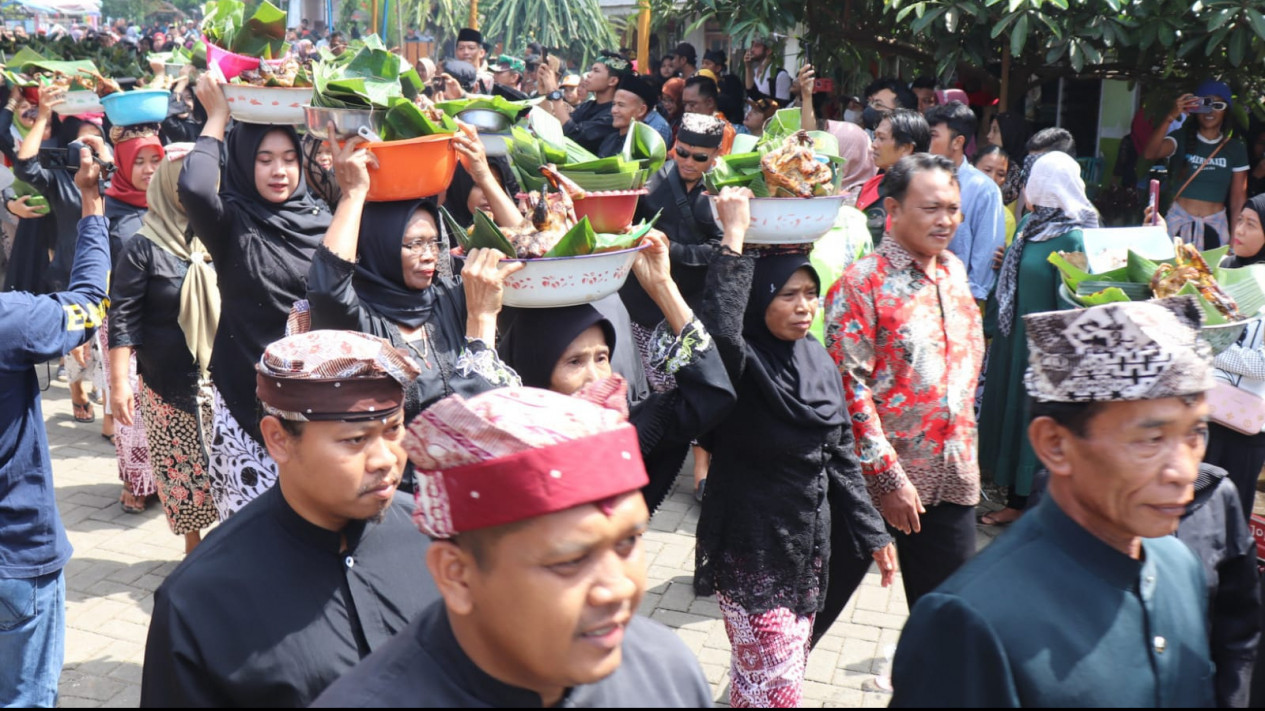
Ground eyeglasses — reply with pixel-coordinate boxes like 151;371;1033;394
675;145;712;163
402;239;440;256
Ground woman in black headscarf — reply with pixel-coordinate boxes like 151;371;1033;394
1;85;60;295
441;153;521;229
306;134;523;483
179;74;333;520
497;231;736;513
13;86;104;294
1200;193;1265;521
695;189;894;707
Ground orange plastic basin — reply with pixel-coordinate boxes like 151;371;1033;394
363;134;458;202
571;190;647;234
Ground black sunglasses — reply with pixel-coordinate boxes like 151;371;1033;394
675;145;711;162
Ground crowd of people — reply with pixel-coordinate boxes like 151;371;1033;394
1;13;1264;709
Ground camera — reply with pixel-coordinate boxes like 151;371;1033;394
38;140;88;172
38;140;115;176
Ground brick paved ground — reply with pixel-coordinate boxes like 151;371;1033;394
40;376;1005;708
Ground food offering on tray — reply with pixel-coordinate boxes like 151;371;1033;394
1050;239;1265;353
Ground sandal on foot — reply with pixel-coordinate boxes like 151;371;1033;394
120;492;147;514
73;402;95;423
978;508;1022;527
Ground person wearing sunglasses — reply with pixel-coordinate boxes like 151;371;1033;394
1142;79;1249;251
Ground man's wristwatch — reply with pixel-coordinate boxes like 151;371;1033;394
546;90;563;102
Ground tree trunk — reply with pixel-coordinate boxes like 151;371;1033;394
469;0;478;30
1000;43;1010;113
637;0;651;75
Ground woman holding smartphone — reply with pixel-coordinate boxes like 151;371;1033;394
1143;80;1249;250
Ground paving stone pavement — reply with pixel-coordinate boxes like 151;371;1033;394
40;377;1005;708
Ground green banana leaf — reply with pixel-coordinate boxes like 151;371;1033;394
561;155;639;174
470;210;517;258
202;0;287;59
438;206;472;252
543;217;597;258
562;171;643;192
1074;287;1133;306
620;122;666;175
436;95;532;123
508;125;543;175
758;107;803;147
383;98;458;140
312;41;421;109
528;107;566;152
564;137;598;164
594;210;662;252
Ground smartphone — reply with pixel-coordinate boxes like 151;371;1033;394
1148;179;1160;225
813;77;834;94
27;195;48;215
1188;97;1214;115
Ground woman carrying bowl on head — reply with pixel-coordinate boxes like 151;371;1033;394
179;73;332;519
1181;193;1265;522
304;128;524;491
1143;80;1249;251
697;187;895;707
496;228;736;514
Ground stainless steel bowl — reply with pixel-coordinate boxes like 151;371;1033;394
164;63;188;76
303;105;387;140
457;108;512;133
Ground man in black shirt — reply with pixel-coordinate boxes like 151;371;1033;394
540;51;628;155
140;331;439;707
313;385;712;707
620;112;726;329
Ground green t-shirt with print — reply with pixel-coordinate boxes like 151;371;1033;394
1166;130;1249;204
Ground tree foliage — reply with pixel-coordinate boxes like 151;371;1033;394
677;0;1265;110
481;0;616;61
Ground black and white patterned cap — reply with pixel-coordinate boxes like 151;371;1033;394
1023;296;1214;403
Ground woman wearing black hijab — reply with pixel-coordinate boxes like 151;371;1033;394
1199;193;1265;521
179;73;333;519
13;86;104;293
695;189;894;707
307;135;522;468
497;231;736;513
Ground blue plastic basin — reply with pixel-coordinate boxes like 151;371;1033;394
101;89;171;127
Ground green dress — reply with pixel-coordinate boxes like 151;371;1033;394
978;228;1084;496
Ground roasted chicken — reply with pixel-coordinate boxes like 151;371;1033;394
761;130;834;198
1150;240;1242;319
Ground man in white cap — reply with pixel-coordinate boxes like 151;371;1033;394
313;381;712;707
890;296;1217;707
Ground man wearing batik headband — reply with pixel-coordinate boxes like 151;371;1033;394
141;331;441;708
540;50;626;154
312;384;712;708
890;297;1217;707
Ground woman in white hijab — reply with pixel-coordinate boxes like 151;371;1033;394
978;151;1099;526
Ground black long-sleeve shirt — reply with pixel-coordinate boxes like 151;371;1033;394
619;163;723;327
563;99;617;156
141;485;438;708
178;135;324;442
107;236;201;409
694;249;892;617
311;601;712;707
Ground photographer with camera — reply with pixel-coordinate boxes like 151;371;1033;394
1143;80;1249;250
16;85;106;293
0;139;112;707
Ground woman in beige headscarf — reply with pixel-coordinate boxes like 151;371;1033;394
106;145;221;554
